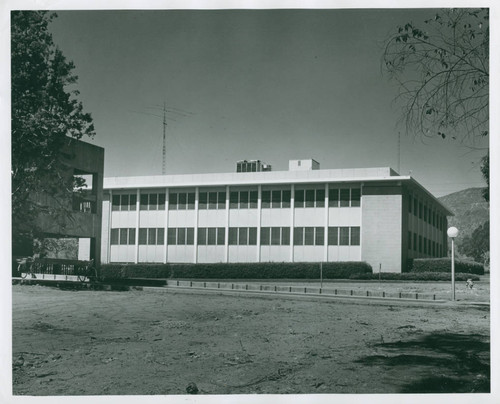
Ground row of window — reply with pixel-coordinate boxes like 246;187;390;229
112;193;168;211
409;197;445;230
111;226;361;247
408;231;443;257
112;187;362;212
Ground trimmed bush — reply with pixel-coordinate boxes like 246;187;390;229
98;264;172;281
349;272;480;281
99;261;372;280
411;258;484;275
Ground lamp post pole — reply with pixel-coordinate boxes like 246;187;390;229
447;227;459;301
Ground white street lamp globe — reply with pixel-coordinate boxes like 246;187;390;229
447;227;459;238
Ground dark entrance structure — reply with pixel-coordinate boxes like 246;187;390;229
32;138;104;266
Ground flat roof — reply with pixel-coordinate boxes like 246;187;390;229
103;167;453;215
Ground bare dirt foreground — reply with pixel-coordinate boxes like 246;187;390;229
12;284;490;395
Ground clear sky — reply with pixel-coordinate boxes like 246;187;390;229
46;8;489;197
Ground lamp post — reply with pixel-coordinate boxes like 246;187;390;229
447;227;459;301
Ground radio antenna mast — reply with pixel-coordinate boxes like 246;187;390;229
162;101;167;175
397;131;401;174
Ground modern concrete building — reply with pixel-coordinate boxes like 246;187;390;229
100;160;452;272
34;137;104;263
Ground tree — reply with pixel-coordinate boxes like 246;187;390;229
11;11;95;255
458;220;489;265
382;8;489;143
480;153;489;202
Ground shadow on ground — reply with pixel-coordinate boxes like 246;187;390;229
356;332;490;393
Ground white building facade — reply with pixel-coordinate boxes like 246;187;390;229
100;162;452;273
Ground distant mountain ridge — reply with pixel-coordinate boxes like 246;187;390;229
438;187;489;246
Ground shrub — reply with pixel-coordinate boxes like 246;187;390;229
98;264;172;281
99;262;372;280
349;272;480;281
411;258;484;275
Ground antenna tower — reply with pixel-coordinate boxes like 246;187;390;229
397;131;401;174
162;102;167;175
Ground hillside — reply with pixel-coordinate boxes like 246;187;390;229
438;187;489;246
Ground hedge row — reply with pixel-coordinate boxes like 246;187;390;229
350;272;480;281
98;262;372;280
410;258;484;275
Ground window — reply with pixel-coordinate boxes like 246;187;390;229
111;228;137;245
167;228;176;245
419;235;422;253
409;197;412;214
240;191;249;209
295;189;326;208
340;189;350;207
139;228;148;245
261;227;271;245
424;205;427;222
178;193;186;210
271;227;281;245
239;227;248;245
328;227;338;245
207;228;217;245
262;189;291;208
329;189;339;207
129;228;136;245
249;191;258;208
351;189;361;207
199;191;226;210
157;228;164;245
262;191;271;208
249;228;257;245
111;228;119;245
112;194;138;211
339;227;350;245
419;202;423;219
149;194;158;210
305;190;315;208
217;227;225;245
148;228;156;245
198;228;207;245
304;227;315;245
169;192;195;210
408;231;412;249
281;227;290;245
140;193;166;210
295;189;304;208
315;227;324;245
228;227;257;245
413;232;417;251
423;237;427;254
229;228;238;245
177;228;186;245
169;193;178;210
272;190;281;208
282;190;291;208
119;229;128;245
186;228;194;245
229;190;257;209
112;195;120;211
413;198;418;217
350;227;360;245
199;192;208;209
208;192;217;209
294;227;304;245
316;189;325;207
218;192;226;209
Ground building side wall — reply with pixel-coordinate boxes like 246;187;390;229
361;186;402;273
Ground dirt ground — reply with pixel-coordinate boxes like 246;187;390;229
12;284;490;395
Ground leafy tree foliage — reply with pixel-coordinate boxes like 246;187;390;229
11;11;95;255
458;220;489;265
383;8;489;143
